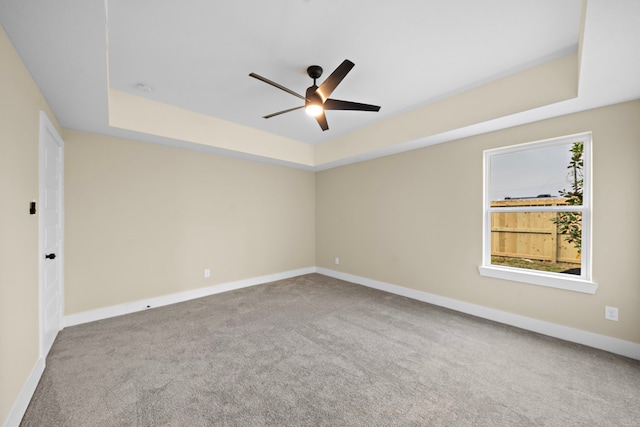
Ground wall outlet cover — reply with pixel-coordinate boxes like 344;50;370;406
604;306;619;321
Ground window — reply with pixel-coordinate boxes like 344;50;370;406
479;133;597;294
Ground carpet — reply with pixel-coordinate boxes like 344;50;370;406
20;274;640;426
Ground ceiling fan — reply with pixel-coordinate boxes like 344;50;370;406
249;59;381;131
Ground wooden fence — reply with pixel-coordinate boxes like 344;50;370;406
491;198;580;264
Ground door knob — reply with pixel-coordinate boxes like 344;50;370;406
45;253;56;260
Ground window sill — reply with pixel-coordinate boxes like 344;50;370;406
478;265;598;294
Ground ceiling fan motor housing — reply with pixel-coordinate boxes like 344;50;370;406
307;65;323;80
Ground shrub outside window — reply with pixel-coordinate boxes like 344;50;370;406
479;133;597;294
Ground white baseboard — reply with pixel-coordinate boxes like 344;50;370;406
64;267;316;327
61;265;640;361
317;267;640;361
2;357;45;427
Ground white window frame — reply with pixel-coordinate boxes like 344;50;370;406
478;132;598;294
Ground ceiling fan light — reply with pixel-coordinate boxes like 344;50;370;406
305;104;323;117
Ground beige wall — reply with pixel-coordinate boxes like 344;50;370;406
316;100;640;344
0;27;61;422
64;130;315;314
2;14;638;423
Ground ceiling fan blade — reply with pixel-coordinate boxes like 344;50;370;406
316;111;329;131
249;73;307;101
316;59;355;102
263;105;304;119
323;99;381;112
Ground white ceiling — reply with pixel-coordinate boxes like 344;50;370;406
1;0;639;168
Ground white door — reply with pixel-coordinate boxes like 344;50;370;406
40;111;64;357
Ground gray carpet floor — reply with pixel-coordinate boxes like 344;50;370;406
20;274;640;426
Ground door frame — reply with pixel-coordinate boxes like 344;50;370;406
39;111;64;358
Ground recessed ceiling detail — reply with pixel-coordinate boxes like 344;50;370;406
104;0;584;144
1;0;640;170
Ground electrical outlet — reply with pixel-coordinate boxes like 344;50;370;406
335;257;340;265
604;306;619;321
204;269;211;278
